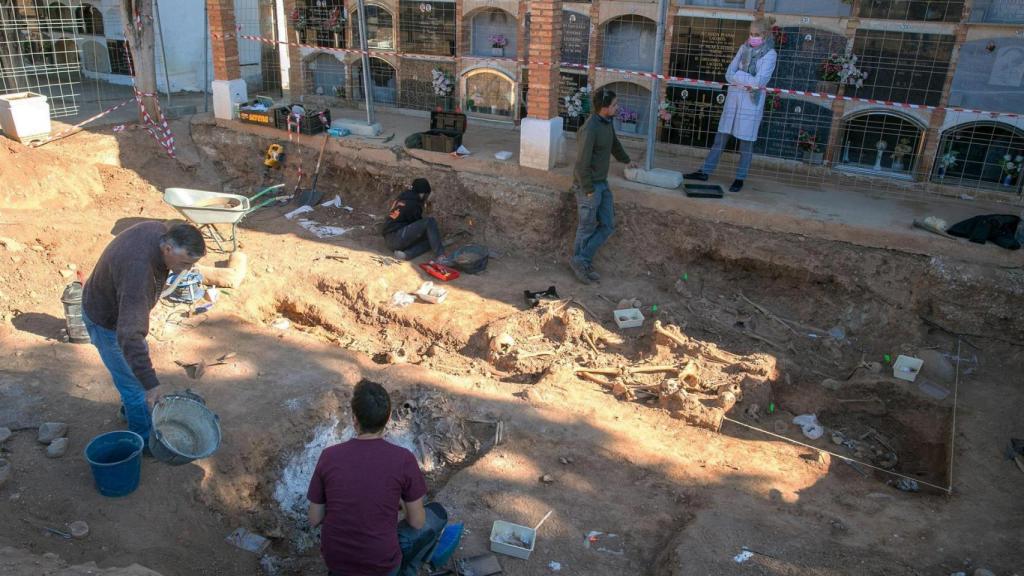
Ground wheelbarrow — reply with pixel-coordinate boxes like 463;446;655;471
163;184;286;252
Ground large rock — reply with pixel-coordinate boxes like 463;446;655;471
37;422;67;444
46;437;68;458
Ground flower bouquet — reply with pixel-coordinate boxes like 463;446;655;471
998;153;1023;186
490;34;508;56
891;138;913;171
616;106;639;133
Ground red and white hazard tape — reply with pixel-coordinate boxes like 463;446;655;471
30;97;137;148
214;31;1021;121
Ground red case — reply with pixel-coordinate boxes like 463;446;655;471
419;262;460;282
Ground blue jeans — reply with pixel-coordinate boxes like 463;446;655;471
331;503;449;576
572;181;614;268
82;312;152;442
701;132;754;179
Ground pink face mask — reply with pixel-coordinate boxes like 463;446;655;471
748;36;764;48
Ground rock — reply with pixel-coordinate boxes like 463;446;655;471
539;474;554;484
68;520;89;539
973;570;996;576
0;237;25;252
0;426;11;444
820;378;842;391
38;422;68;444
0;458;11;488
46;437;68;458
59;270;73;279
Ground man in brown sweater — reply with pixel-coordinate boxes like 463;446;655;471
571;88;636;284
82;222;206;444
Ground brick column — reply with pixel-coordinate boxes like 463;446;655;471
824;99;846;167
519;0;563;169
919;108;947;182
208;0;248;119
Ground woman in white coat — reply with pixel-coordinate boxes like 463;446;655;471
685;17;778;192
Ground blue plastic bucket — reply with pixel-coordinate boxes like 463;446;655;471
84;431;144;497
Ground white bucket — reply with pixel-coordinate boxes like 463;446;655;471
0;92;51;143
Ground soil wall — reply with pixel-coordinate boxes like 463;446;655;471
190;121;1024;344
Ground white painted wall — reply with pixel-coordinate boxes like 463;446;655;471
69;0;262;92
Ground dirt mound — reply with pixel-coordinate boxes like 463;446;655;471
0;547;162;576
0;139;100;209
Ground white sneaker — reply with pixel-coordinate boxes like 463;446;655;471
394;250;408;260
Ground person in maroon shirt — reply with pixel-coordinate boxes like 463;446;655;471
307;380;448;576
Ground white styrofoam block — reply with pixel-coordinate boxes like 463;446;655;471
519;116;564;170
0;92;50;142
624;167;684;190
212;79;248;120
331;118;382;137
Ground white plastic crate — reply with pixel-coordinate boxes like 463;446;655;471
489;520;536;559
0;92;50;143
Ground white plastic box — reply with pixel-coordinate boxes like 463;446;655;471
893;355;923;382
489;520;536;559
0;92;51;143
614;308;645;329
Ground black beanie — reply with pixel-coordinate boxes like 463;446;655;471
412;178;431;197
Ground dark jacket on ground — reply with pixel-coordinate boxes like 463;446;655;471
573;114;631;193
947;214;1021;250
383;189;425;236
83;221;169;390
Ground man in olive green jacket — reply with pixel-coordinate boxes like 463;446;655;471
571;88;637;284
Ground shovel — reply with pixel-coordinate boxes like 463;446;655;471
296;112;332;207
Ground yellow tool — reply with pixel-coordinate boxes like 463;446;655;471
264;144;285;169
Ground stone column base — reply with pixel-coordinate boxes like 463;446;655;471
212;78;248;121
519;116;564;171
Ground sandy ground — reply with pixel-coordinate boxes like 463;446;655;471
0;119;1021;576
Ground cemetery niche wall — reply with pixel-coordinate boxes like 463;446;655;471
850;30;954;107
968;0;1024;23
464;68;516;117
400;0;456;55
469;8;517;58
754;97;833;162
765;0;851;18
933;122;1024;191
669;16;747;83
771;26;848;95
601;15;657;72
837;111;924;178
949;38;1024;114
353;57;398;106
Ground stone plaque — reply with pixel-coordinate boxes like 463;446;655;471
660;85;729;148
754;97;833;160
772;27;848;93
949;38;1024;114
398;58;455;110
560;11;590;67
850;30;954;107
558;71;588;131
969;0;1024;23
399;0;456;56
857;0;964;22
765;0;852;17
670;17;747;83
